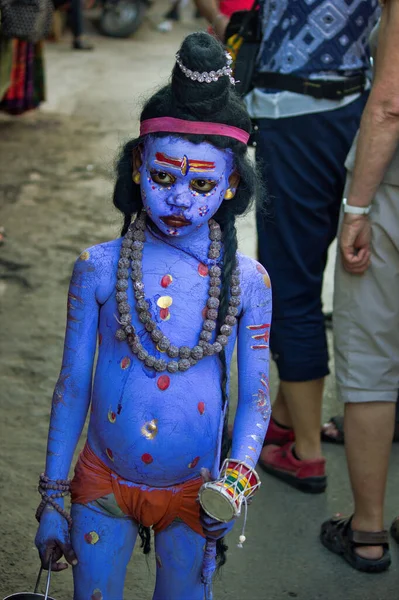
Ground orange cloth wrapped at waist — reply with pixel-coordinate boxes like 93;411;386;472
71;443;204;537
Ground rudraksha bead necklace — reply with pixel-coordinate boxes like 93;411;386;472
115;211;241;373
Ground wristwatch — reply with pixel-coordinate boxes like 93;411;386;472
342;198;371;215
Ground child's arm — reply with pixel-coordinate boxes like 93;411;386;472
35;249;100;570
231;259;272;466
45;250;100;481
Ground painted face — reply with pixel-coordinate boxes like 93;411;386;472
139;136;235;237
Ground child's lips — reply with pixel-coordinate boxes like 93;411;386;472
161;216;192;228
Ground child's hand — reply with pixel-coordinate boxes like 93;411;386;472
200;510;236;539
199;467;236;539
35;509;77;571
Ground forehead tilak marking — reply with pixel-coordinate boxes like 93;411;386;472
154;152;216;176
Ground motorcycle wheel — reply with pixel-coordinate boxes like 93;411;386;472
100;1;146;38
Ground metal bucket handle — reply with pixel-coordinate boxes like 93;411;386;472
34;555;52;600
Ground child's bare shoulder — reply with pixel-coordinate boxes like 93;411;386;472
76;239;122;267
237;252;271;291
72;238;123;303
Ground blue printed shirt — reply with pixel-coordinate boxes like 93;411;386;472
245;0;380;119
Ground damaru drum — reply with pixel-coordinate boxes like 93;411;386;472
199;459;261;522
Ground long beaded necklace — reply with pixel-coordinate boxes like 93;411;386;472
115;212;241;373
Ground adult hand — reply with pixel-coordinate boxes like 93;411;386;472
339;213;371;275
213;13;229;42
35;510;77;572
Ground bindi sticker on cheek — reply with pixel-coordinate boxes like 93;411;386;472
198;205;209;217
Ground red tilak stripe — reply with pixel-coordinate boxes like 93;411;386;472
189;160;215;170
247;323;270;331
155;152;215;171
155;152;181;168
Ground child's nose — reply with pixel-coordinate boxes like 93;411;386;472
166;191;193;210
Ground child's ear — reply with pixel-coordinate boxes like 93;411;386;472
228;171;240;190
132;145;143;178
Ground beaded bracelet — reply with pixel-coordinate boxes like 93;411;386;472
35;473;73;530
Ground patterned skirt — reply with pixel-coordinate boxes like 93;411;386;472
0;39;46;114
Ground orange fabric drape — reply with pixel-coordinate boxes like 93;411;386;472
71;444;204;536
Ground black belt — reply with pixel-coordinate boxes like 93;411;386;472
252;72;366;100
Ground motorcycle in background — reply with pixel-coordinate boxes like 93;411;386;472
99;0;150;38
52;0;151;39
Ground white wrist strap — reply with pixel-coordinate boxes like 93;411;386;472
342;197;371;215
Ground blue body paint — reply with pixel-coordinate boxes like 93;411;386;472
35;137;272;599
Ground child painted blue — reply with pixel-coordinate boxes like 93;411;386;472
35;32;272;600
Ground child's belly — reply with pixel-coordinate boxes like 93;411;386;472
87;359;223;487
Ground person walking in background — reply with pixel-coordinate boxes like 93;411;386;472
157;0;186;33
70;0;93;50
194;1;381;495
195;0;254;41
0;38;46;114
247;1;380;493
321;0;399;573
157;0;202;33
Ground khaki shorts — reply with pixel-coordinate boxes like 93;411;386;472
333;174;399;403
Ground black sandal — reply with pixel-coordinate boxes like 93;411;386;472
321;414;399;445
391;517;399;544
320;515;391;573
321;415;345;444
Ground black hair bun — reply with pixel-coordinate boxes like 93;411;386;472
171;32;232;117
140;32;251;136
175;32;227;80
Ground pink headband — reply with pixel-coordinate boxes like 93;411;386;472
140;117;250;145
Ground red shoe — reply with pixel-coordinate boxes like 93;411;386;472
259;442;327;494
264;416;295;446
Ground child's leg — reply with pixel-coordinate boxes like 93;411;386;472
71;502;138;600
153;521;205;600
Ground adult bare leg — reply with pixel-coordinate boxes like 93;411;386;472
280;378;324;460
345;401;395;560
271;385;292;428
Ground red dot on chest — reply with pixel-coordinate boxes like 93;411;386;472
157;375;170;391
141;453;154;465
198;402;205;415
188;456;200;469
160;307;170;321
160;274;173;288
121;357;130;370
198;263;209;277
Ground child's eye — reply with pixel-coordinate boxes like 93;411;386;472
151;171;176;186
190;179;217;193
